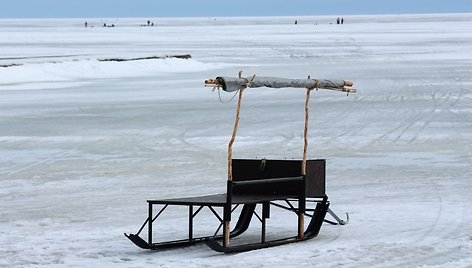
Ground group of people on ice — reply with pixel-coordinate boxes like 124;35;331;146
294;17;346;25
84;20;155;28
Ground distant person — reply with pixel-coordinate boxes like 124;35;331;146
103;23;106;27
147;20;150;26
151;22;154;26
337;18;340;24
341;18;344;24
85;21;88;28
295;20;298;25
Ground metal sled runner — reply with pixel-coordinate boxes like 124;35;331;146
125;72;355;253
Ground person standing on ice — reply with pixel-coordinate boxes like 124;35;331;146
341;18;344;24
337;17;340;24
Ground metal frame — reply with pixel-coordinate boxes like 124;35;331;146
126;194;330;252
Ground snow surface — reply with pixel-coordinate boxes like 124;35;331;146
1;13;472;267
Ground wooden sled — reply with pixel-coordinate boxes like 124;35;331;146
125;72;354;253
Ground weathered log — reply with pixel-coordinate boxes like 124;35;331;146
98;54;191;62
205;75;357;94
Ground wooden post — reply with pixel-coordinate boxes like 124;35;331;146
299;85;313;239
301;87;312;177
225;82;245;246
224;221;230;247
227;88;244;182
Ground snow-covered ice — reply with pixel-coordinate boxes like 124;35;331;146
1;13;472;267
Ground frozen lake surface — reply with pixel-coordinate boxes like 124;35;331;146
1;13;472;267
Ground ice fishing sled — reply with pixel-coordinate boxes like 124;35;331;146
125;72;355;253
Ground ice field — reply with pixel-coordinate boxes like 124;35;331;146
1;13;472;267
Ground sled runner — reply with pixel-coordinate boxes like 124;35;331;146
125;72;355;253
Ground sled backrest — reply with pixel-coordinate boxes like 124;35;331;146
231;159;325;198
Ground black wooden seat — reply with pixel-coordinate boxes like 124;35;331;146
231;159;325;198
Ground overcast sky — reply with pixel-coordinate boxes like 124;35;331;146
1;0;471;18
